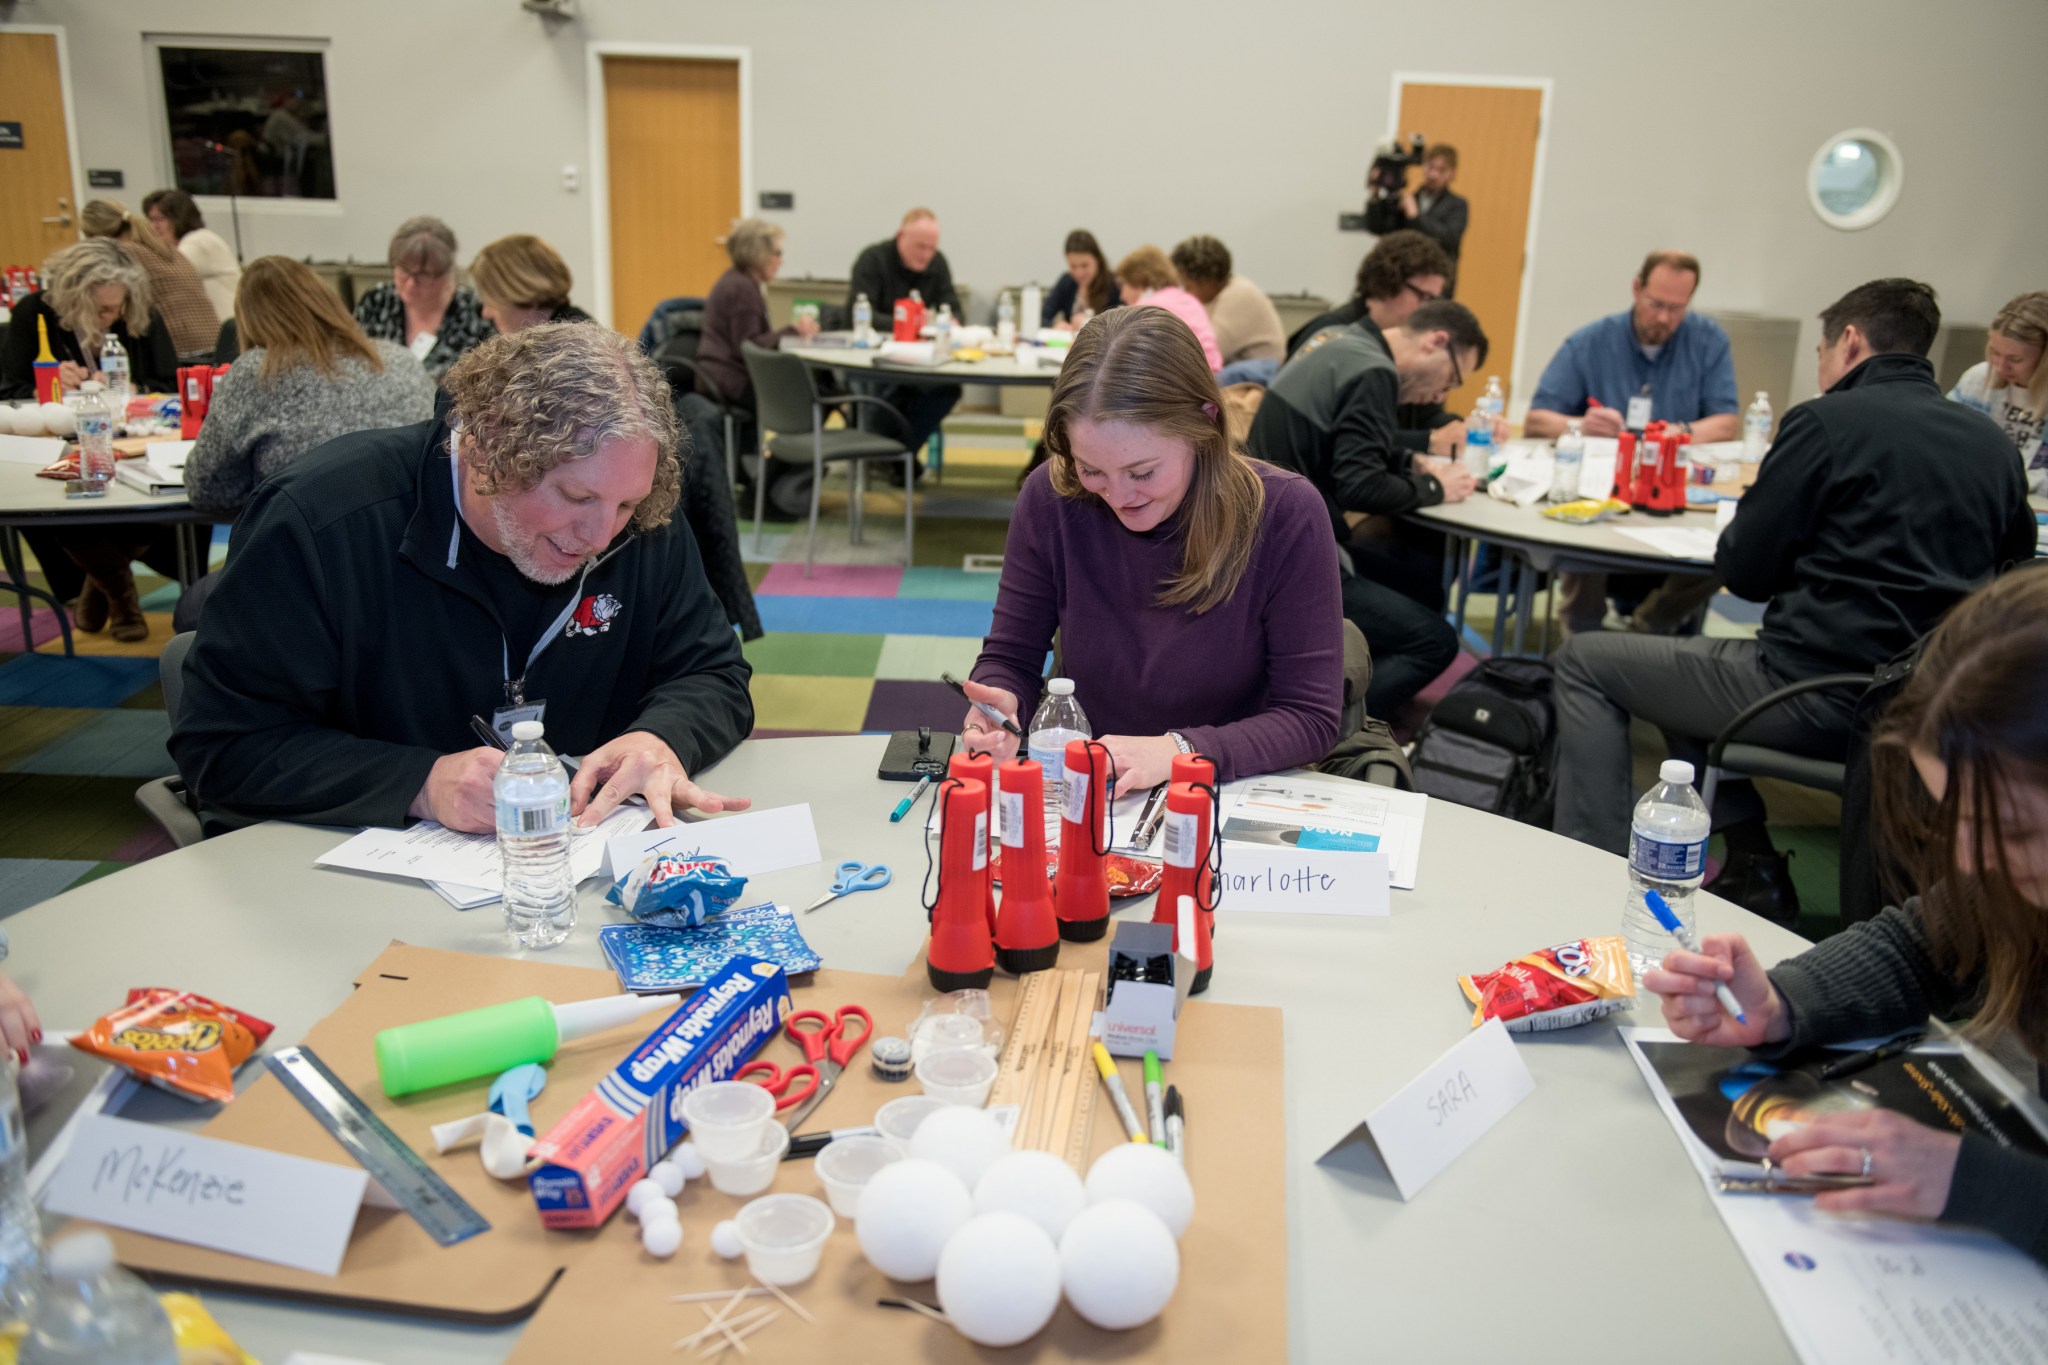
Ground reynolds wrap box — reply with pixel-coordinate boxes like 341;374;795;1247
528;956;791;1228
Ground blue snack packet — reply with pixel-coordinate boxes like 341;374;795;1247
605;849;748;928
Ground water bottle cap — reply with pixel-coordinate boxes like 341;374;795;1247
45;1230;114;1280
79;381;103;393
1046;677;1074;696
511;720;544;742
1659;760;1695;786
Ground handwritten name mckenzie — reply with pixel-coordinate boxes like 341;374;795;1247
93;1143;246;1207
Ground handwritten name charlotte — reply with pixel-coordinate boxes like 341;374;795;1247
93;1143;246;1207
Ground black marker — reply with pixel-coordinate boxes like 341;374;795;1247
1817;1030;1926;1081
940;671;1023;738
470;714;509;751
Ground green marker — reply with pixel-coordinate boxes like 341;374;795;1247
1143;1051;1166;1149
374;992;680;1098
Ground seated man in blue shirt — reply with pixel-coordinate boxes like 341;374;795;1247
1525;252;1740;635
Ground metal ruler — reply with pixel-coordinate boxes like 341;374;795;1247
265;1045;491;1248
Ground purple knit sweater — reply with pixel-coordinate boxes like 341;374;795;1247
970;461;1344;782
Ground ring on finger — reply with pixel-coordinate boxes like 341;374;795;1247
1859;1146;1873;1179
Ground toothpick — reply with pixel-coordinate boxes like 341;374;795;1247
674;1289;756;1351
670;1288;772;1305
698;1304;773;1357
702;1308;780;1358
754;1276;815;1324
879;1296;952;1326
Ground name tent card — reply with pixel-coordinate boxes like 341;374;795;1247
42;1114;370;1275
1320;1018;1535;1200
1218;849;1390;916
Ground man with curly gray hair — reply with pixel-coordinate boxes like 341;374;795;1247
172;322;755;835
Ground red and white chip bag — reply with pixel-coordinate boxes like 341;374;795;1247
71;988;275;1103
1459;937;1636;1032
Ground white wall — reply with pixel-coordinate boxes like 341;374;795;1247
13;0;2046;408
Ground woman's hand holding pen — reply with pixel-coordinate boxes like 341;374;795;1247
959;678;1021;763
1640;933;1790;1049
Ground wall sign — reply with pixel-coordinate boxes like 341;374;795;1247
0;123;23;150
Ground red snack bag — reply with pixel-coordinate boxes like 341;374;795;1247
991;851;1164;900
71;988;276;1103
1458;937;1636;1033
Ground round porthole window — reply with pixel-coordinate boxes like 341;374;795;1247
1808;129;1902;231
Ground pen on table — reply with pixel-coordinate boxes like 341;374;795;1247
889;773;932;823
1132;784;1170;851
1817;1030;1926;1081
1142;1051;1166;1149
1643;889;1747;1025
939;671;1023;739
1091;1042;1148;1144
1163;1085;1185;1167
785;1124;881;1160
469;714;508;751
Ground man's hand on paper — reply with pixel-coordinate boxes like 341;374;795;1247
409;747;503;833
572;730;749;829
1579;405;1626;439
959;678;1020;763
1642;933;1790;1048
1768;1109;1962;1219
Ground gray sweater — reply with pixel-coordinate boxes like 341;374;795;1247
184;339;436;518
1766;901;2048;1262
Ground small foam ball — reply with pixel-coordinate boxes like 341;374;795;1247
625;1178;666;1220
855;1158;973;1282
39;402;74;437
670;1142;707;1180
936;1212;1061;1347
641;1219;683;1258
1059;1199;1179;1331
641;1196;679;1227
710;1220;744;1260
1085;1142;1195;1238
650;1161;686;1197
974;1150;1087;1240
907;1105;1010;1192
0;406;22;435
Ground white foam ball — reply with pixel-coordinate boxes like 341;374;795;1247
710;1219;744;1259
641;1197;679;1226
936;1212;1061;1347
641;1219;683;1258
854;1158;973;1282
907;1105;1010;1192
1060;1200;1179;1330
0;406;21;435
7;405;43;436
973;1150;1087;1240
1085;1142;1195;1238
670;1141;707;1179
625;1178;665;1220
39;402;74;437
650;1161;686;1196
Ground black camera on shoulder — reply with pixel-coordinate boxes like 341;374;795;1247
1362;132;1426;234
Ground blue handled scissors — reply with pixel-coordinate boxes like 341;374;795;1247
803;860;891;913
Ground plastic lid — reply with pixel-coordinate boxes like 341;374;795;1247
511;720;544;742
1046;678;1074;696
79;381;103;393
46;1230;114;1280
1659;760;1696;785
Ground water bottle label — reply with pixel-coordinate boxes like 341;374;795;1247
1630;834;1705;881
999;790;1024;848
1163;810;1198;869
972;813;988;870
498;794;568;836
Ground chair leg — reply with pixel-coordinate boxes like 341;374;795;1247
1701;768;1722;816
724;414;736;492
903;450;915;567
849;461;864;545
752;436;769;553
805;407;823;578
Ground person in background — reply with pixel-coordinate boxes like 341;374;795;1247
960;307;1342;793
1115;247;1223;373
353;216;495;381
0;241;181;641
79;198;218;361
1397;144;1468;288
1288;230;1463;457
1044;229;1117;329
1644;566;2048;1264
469;234;592;334
1526;251;1741;636
1171;235;1286;386
1251;301;1488;717
696;218;819;413
1949;291;2047;493
846;208;963;471
142;188;241;322
1553;279;2036;923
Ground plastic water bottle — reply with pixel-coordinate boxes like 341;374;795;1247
931;304;954;363
98;333;130;422
1622;760;1712;980
495;720;574;950
74;383;115;491
1549;419;1585;502
1743;392;1772;461
1475;375;1505;439
1462;416;1494;481
996;291;1017;348
852;293;873;347
1026;679;1090;848
19;1231;176;1364
0;1055;44;1322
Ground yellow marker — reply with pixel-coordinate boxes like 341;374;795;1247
1091;1041;1149;1144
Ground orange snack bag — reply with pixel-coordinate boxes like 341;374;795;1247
71;988;275;1103
1458;936;1636;1032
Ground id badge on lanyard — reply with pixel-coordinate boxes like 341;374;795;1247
1626;392;1654;430
492;680;546;745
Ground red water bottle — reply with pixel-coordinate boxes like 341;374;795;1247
994;759;1059;974
948;750;997;932
1053;739;1112;942
927;778;995;991
1152;782;1215;994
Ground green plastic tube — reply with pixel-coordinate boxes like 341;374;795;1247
375;996;559;1098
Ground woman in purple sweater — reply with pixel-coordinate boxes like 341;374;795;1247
962;307;1344;794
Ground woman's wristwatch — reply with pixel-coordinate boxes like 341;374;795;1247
1169;732;1193;754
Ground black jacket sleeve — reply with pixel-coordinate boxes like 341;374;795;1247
1412;194;1469;258
847;247;887;316
131;311;179;393
1715;402;1829;602
930;254;963;317
1331;368;1444;515
1998;497;2039;573
1043;275;1078;326
620;521;755;777
0;297;41;400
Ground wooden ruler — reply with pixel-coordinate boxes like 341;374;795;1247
992;968;1100;1172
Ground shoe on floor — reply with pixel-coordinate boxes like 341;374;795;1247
102;572;149;643
73;578;108;633
1708;846;1800;927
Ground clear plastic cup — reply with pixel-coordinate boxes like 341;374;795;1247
702;1121;790;1195
918;1014;985;1053
915;1048;998;1105
681;1082;777;1162
735;1193;835;1286
874;1095;949;1151
814;1135;902;1218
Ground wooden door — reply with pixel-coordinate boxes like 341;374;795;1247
602;56;740;333
0;33;78;276
1393;82;1542;418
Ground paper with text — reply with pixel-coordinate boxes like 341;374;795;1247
1217;776;1426;889
316;803;651;895
1217;848;1389;915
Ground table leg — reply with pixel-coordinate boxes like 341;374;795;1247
1449;535;1474;638
0;528;74;658
1510;559;1537;657
175;525;201;587
1489;552;1513;657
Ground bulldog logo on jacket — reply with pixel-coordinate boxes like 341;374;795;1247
565;593;622;637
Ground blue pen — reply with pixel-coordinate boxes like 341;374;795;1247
889;773;932;823
1644;888;1747;1024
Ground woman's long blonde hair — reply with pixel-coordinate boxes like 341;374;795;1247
38;239;150;355
236;257;383;380
1989;291;2048;415
80;198;182;269
1041;307;1265;614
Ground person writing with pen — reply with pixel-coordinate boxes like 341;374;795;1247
955;307;1344;795
1645;567;2048;1262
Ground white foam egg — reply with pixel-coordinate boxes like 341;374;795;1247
973;1150;1087;1240
854;1158;973;1282
710;1219;744;1259
1085;1142;1195;1238
936;1212;1061;1347
625;1178;666;1220
6;405;43;436
907;1105;1010;1192
650;1161;686;1196
1059;1199;1179;1331
39;402;74;437
0;406;20;435
641;1219;683;1258
670;1141;707;1180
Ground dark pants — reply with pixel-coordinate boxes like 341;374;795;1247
1342;569;1460;717
19;527;183;604
865;382;961;458
1552;632;1857;854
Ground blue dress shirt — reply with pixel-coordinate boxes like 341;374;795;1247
1529;309;1739;425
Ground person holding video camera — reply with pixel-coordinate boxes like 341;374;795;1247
1364;140;1468;293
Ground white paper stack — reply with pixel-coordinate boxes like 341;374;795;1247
315;804;654;909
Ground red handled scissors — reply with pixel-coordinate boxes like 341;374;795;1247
738;1003;873;1132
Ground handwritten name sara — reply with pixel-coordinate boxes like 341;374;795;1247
93;1143;246;1207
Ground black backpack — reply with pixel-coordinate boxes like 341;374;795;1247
1409;659;1557;825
